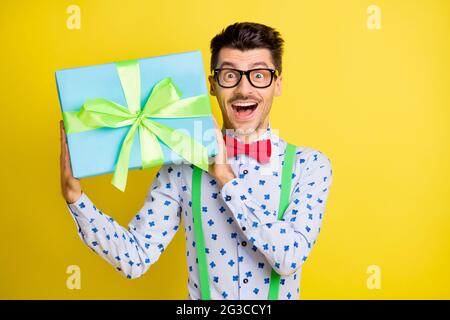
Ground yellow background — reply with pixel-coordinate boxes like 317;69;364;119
0;0;449;299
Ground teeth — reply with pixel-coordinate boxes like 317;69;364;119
233;102;257;107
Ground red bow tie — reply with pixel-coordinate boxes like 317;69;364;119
223;135;272;164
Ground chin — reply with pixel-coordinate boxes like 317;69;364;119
232;121;260;135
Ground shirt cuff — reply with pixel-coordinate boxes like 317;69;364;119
67;191;98;222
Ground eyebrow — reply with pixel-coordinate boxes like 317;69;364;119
218;61;270;69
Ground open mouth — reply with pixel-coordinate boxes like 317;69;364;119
231;101;258;120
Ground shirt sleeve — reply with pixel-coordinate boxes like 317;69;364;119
220;148;333;277
67;165;182;279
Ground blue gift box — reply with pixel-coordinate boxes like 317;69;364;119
56;50;218;182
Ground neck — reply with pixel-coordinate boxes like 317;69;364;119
222;118;270;143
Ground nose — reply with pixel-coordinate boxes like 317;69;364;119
234;73;254;95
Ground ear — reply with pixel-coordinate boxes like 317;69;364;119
208;75;216;96
274;74;282;97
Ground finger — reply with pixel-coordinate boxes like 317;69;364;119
213;126;227;165
60;121;69;164
212;116;223;141
60;120;66;156
212;116;221;132
60;120;71;166
60;121;73;177
60;121;70;158
64;134;70;158
64;146;72;177
60;121;67;170
211;117;223;146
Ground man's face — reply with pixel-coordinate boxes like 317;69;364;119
208;48;282;134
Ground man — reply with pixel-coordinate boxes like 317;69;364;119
60;22;333;300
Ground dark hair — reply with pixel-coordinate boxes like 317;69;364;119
210;22;285;74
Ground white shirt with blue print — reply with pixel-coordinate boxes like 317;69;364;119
67;124;333;300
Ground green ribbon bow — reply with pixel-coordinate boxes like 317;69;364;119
63;59;211;191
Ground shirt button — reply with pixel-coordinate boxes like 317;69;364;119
242;226;247;231
225;195;232;201
243;278;248;284
243;169;248;174
241;241;247;247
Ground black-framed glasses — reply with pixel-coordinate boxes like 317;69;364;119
213;68;278;88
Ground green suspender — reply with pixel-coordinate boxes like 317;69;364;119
192;166;211;300
268;143;296;299
192;143;297;300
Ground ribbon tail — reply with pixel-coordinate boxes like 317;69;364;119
111;121;140;192
139;123;165;169
142;119;209;171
